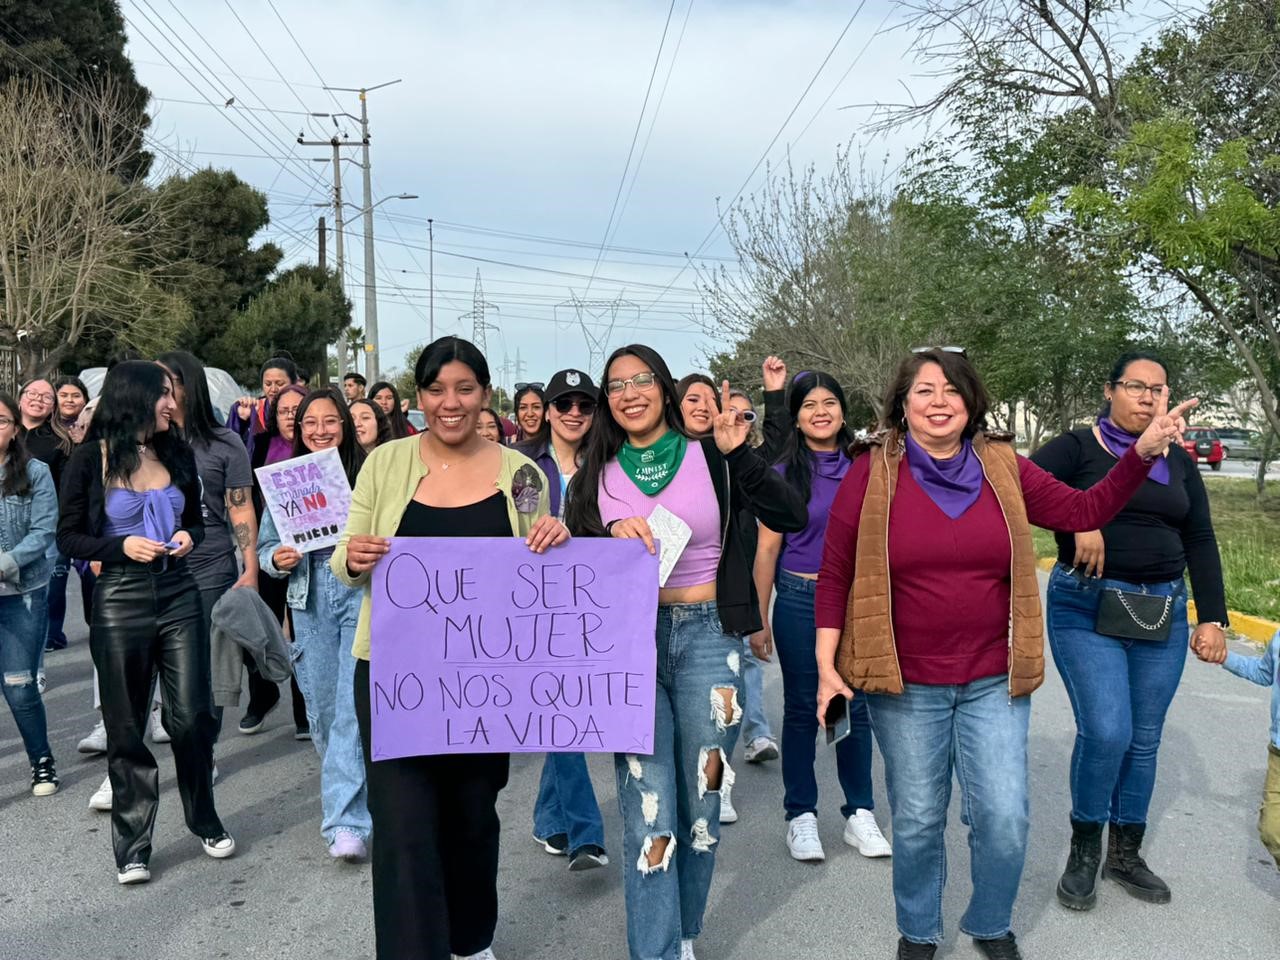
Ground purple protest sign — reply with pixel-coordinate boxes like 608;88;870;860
369;536;658;760
254;448;352;554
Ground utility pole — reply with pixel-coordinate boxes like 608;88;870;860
460;270;500;355
317;216;326;269
302;135;357;377
323;80;401;384
428;217;434;342
316;216;328;385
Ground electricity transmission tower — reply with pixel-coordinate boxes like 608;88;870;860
553;294;640;374
460;270;500;354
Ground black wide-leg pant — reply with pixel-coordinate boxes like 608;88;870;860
91;560;223;870
354;657;509;960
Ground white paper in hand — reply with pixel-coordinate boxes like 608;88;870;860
648;505;692;588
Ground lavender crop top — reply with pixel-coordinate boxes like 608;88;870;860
598;441;721;588
104;486;185;543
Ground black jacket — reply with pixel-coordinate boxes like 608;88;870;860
57;442;205;563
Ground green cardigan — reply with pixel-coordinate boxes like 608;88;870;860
331;435;550;660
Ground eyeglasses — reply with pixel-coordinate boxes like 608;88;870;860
22;392;54;404
1111;379;1167;399
911;346;967;357
277;407;300;421
301;417;343;431
515;382;544;392
605;372;658;395
0;418;14;429
738;410;758;424
552;396;597;415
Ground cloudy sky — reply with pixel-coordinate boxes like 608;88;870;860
125;0;930;387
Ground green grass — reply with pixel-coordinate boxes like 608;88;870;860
1030;478;1280;623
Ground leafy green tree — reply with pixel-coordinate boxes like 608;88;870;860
0;0;153;182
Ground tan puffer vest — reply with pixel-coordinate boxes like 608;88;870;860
834;431;1045;697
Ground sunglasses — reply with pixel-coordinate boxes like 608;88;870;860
552;396;597;415
911;345;967;356
515;382;545;392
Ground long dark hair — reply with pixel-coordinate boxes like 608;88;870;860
350;398;393;448
54;376;91;409
881;349;989;439
0;393;34;498
776;371;853;503
157;350;220;447
88;361;195;488
291;387;366;485
565;344;684;537
513;383;549;445
368;380;414;439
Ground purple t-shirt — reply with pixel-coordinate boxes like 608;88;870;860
775;450;850;574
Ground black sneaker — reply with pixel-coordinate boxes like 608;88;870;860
44;635;67;652
896;938;937;959
294;724;312;741
568;844;609;871
238;688;281;734
974;933;1023;960
31;756;59;797
534;832;569;856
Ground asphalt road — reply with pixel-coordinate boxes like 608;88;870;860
2;574;1277;960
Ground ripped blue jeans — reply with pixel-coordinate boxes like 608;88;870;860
0;588;51;765
615;601;742;960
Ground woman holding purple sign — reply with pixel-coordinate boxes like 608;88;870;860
564;344;807;960
258;386;371;863
333;336;568;960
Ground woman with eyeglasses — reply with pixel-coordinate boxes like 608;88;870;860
814;349;1195;960
513;382;548;445
0;391;60;797
513;369;611;872
675;371;778;820
259;387;372;863
58;361;233;884
248;384;311;739
350;398;393;454
1031;351;1227;913
565;345;806;960
753;365;891;864
368;381;418;438
333;336;568;960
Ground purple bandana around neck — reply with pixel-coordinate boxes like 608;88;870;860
1097;416;1168;484
266;433;294;465
904;433;985;519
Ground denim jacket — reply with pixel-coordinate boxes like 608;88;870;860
1224;630;1280;750
0;458;58;594
257;508;319;610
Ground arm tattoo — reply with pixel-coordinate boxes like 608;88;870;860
233;521;253;553
227;486;250;508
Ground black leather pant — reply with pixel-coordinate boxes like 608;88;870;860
91;560;223;869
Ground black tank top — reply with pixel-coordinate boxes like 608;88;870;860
394;492;513;538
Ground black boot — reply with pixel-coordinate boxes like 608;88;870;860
1056;819;1103;910
1102;822;1171;903
973;933;1023;960
895;937;937;960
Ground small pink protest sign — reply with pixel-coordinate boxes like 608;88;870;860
369;536;658;759
254;448;352;554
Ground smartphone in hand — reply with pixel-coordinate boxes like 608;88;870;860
824;695;852;746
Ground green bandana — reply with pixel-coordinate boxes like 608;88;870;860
617;430;688;495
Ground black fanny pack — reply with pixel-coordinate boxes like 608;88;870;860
1095;588;1174;642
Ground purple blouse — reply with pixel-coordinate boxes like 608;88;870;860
104;486;185;543
775;450;850;574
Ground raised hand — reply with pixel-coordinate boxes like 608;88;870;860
762;356;788;392
1135;394;1198;459
712;380;751;454
236;396;253;420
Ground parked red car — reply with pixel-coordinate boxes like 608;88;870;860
1183;427;1224;470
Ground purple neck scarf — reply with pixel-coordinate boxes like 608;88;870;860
1097;416;1167;484
266;433;294;465
904;433;984;519
812;448;850;482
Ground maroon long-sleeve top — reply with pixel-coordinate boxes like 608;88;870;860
814;444;1151;686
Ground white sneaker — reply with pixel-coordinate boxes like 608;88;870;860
786;811;825;861
117;862;150;885
149;704;170;744
843;808;892;858
744;736;779;763
201;832;236;859
680;939;698;960
36;671;47;695
718;781;738;824
450;950;497;960
88;775;113;811
78;718;108;754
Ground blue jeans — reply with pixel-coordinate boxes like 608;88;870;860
44;554;95;649
615;601;742;960
0;589;51;765
290;554;371;844
533;753;605;853
772;570;873;819
1046;564;1189;825
866;674;1030;944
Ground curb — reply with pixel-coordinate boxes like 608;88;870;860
1034;557;1278;645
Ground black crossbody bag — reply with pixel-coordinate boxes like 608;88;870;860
1095;588;1174;642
